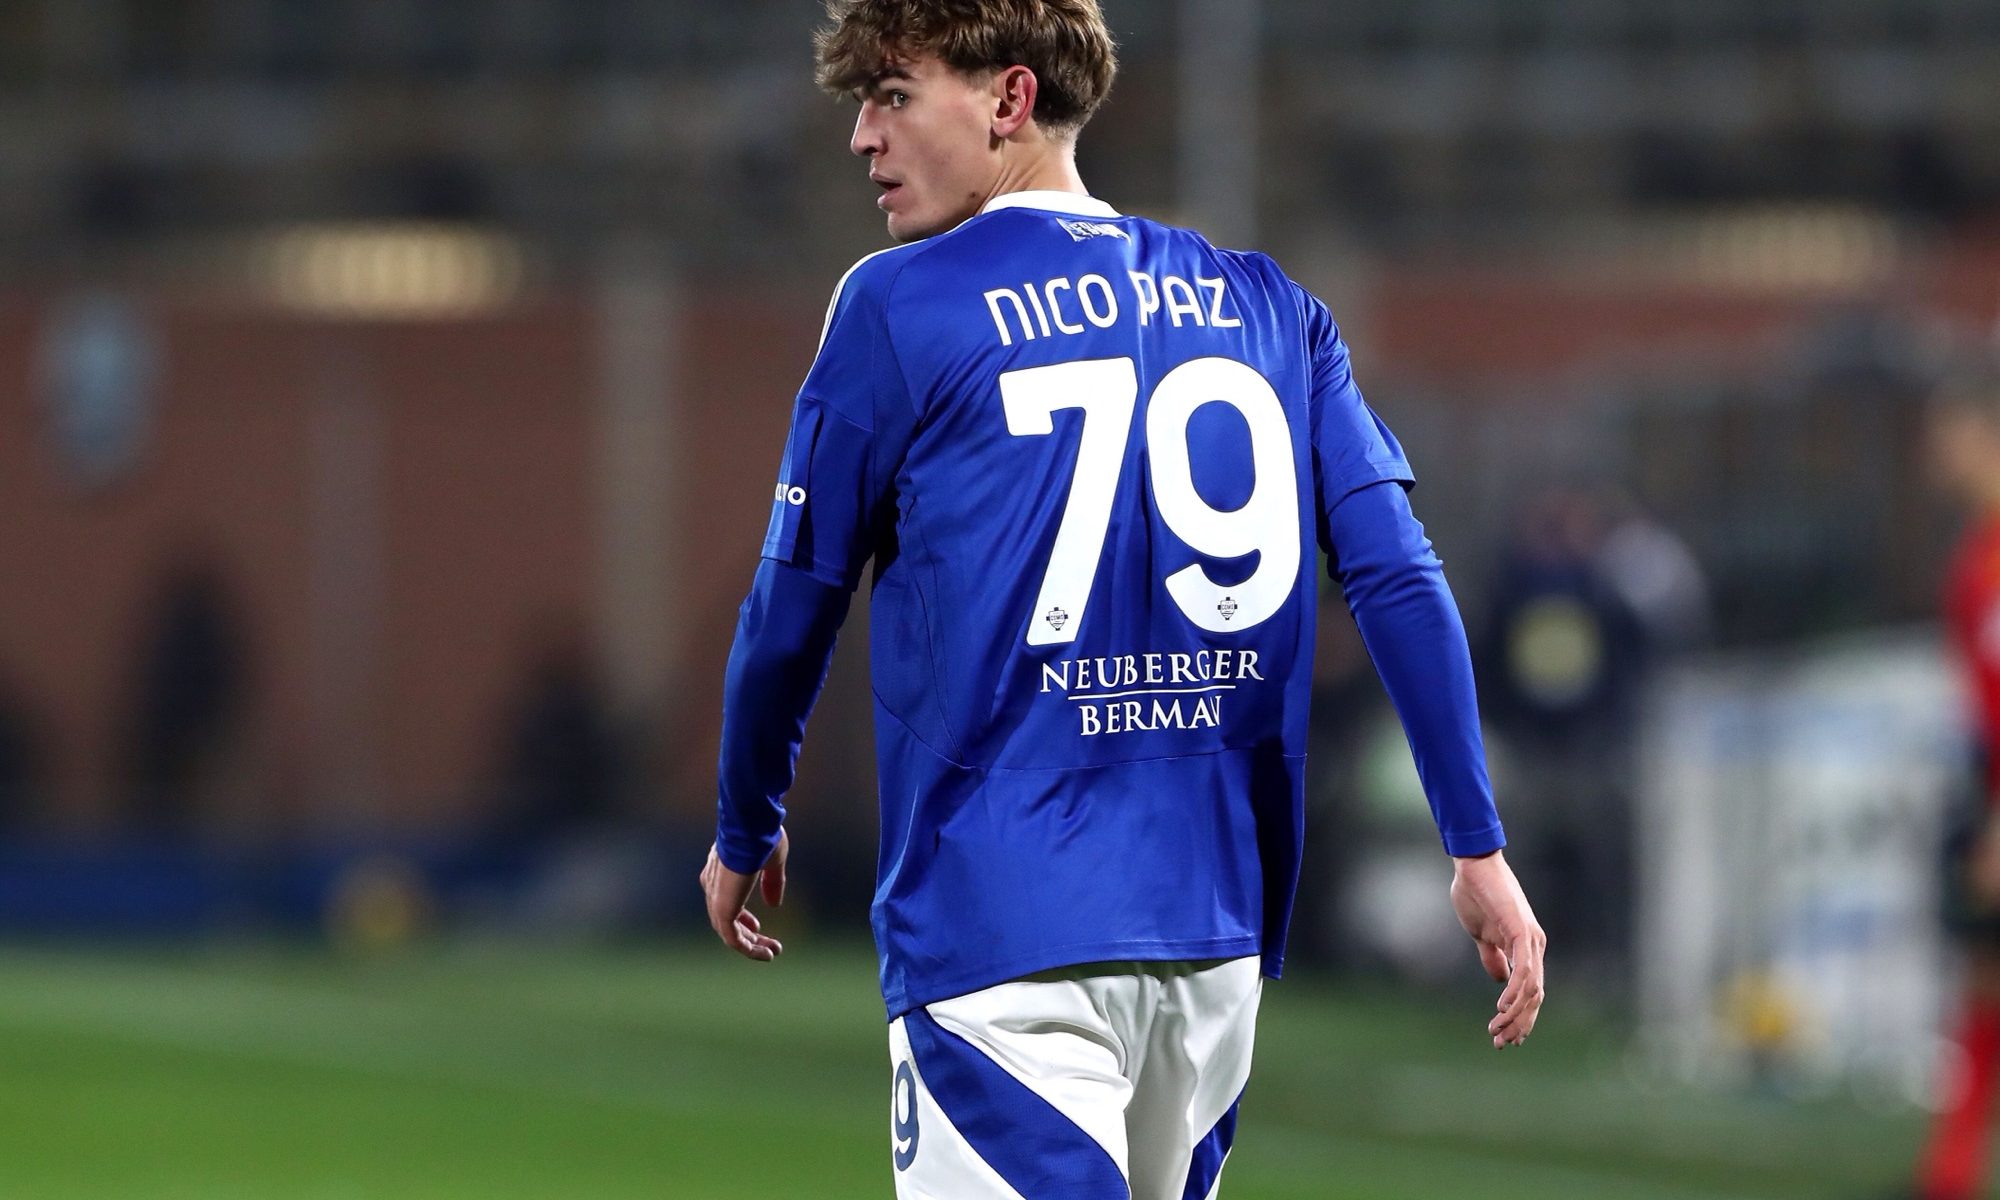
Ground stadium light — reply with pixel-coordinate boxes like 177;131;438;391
258;223;527;319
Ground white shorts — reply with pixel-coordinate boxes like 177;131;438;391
886;956;1262;1200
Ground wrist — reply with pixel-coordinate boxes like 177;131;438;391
1441;821;1506;859
715;824;781;874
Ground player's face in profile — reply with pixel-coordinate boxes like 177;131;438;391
850;56;1004;242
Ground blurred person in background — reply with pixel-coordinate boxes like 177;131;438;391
1912;355;2000;1200
486;625;624;851
1477;487;1645;992
699;0;1544;1194
0;678;43;833
1594;491;1710;657
121;554;247;834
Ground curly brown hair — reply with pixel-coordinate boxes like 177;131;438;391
815;0;1118;135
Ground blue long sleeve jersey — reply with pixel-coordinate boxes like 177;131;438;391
716;192;1504;1018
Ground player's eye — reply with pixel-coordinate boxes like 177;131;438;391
888;90;910;108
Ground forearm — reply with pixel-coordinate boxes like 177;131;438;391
1330;481;1506;857
715;558;851;872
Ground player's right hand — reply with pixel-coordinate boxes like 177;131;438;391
1449;849;1546;1049
700;828;789;962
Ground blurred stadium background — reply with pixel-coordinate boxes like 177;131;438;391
2;0;1998;1195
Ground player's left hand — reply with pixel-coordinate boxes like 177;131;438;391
1449;849;1546;1049
700;829;788;962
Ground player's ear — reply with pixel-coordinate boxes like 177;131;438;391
990;65;1039;139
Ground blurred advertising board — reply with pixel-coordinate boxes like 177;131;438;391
1637;632;1961;1107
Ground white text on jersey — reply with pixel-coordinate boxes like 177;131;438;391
1040;648;1266;738
1040;649;1265;694
983;272;1242;348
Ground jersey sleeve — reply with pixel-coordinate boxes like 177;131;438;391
1298;286;1415;523
1293;281;1503;856
1329;480;1506;856
715;254;917;873
761;254;918;590
714;558;851;873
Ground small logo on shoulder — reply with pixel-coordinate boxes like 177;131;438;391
774;482;807;506
1058;218;1129;243
1045;606;1071;633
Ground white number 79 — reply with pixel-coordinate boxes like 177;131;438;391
1000;355;1301;646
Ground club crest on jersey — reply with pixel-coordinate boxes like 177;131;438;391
1045;606;1070;632
1058;218;1129;243
1217;596;1239;622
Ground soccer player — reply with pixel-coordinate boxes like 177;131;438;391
1914;360;2000;1200
699;2;1546;1194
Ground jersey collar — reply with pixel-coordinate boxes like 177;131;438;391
979;190;1122;219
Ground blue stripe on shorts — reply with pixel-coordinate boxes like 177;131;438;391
1182;1093;1242;1200
904;1007;1130;1199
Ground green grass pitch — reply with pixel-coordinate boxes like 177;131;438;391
0;940;1922;1198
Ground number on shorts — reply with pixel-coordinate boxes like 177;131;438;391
892;1059;920;1170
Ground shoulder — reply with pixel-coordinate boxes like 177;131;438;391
1163;238;1316;320
1230;249;1321;319
824;210;1098;333
817;242;930;341
1212;244;1287;281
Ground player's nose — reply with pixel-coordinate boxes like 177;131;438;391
850;105;883;158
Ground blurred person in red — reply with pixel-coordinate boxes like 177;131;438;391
1915;357;2000;1200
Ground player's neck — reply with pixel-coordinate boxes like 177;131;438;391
982;145;1089;208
